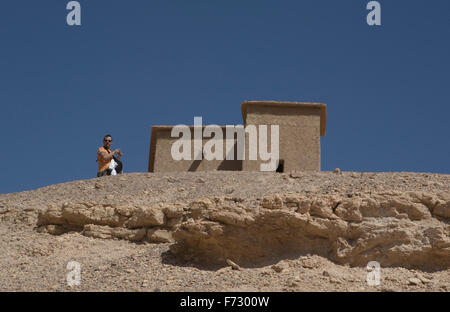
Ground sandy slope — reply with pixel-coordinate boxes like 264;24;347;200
0;171;449;292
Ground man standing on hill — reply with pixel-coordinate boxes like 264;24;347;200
97;134;123;177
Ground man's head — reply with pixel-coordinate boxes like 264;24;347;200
103;134;113;149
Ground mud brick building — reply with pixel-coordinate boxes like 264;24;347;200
148;101;326;173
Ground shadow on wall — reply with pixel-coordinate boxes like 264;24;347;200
188;142;243;171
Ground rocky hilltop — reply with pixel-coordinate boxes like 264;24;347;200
0;171;449;291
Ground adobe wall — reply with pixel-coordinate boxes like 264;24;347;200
148;126;242;173
241;101;326;172
148;101;327;173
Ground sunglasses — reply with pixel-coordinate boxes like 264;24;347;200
104;139;112;142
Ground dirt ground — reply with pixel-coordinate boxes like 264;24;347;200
0;171;449;292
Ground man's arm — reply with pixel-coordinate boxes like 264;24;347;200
99;149;118;161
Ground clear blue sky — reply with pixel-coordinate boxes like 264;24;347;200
1;0;449;194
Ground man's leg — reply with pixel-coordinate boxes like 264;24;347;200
97;170;110;177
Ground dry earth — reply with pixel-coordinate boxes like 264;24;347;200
0;171;449;292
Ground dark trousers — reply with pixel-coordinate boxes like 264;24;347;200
97;169;111;177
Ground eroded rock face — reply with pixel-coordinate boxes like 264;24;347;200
170;191;450;270
36;191;450;270
37;202;182;244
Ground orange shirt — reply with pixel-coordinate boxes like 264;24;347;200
97;147;112;172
